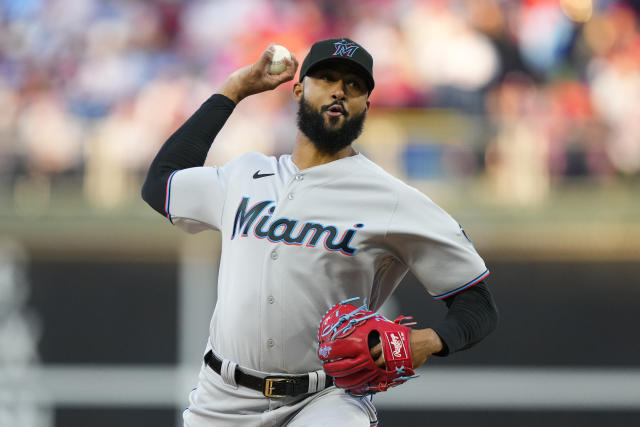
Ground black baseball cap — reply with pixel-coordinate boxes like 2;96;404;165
299;38;375;93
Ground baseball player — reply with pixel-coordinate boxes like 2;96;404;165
142;38;498;426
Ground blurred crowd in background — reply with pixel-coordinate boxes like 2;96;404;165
0;0;639;209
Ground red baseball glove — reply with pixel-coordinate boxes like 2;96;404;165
317;297;418;395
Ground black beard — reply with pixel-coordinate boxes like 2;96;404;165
296;96;366;155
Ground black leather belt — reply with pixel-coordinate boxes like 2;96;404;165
204;350;333;398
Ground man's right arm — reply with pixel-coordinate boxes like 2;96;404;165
141;45;299;217
140;94;236;216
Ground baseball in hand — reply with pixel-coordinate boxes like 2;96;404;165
269;45;291;75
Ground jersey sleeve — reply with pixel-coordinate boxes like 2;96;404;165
384;186;489;299
166;165;227;233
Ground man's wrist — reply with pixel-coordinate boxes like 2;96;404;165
410;328;443;368
424;328;444;355
217;74;246;104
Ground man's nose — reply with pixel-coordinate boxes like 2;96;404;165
330;80;346;100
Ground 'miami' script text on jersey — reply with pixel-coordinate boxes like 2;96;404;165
231;196;362;256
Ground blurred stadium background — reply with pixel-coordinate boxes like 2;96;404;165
1;0;640;426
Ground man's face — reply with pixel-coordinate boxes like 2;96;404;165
295;63;370;155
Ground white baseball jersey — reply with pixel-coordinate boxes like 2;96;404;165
167;152;488;374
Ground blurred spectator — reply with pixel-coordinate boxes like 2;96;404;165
485;74;551;204
17;91;83;176
517;0;576;74
587;4;640;174
400;0;499;110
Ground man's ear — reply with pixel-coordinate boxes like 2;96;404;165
293;81;303;102
366;99;371;110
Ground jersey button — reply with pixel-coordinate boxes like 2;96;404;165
267;296;275;304
270;250;278;260
295;174;303;181
267;338;275;348
287;193;294;200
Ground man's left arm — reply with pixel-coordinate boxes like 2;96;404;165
410;281;498;367
375;187;499;368
371;281;498;368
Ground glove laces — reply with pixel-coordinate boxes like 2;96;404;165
394;365;419;382
321;297;380;340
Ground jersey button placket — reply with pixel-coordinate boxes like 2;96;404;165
284;173;303;203
265;249;278;361
285;174;303;202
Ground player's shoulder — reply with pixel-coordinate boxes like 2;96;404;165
355;154;421;191
221;151;278;173
355;153;437;203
